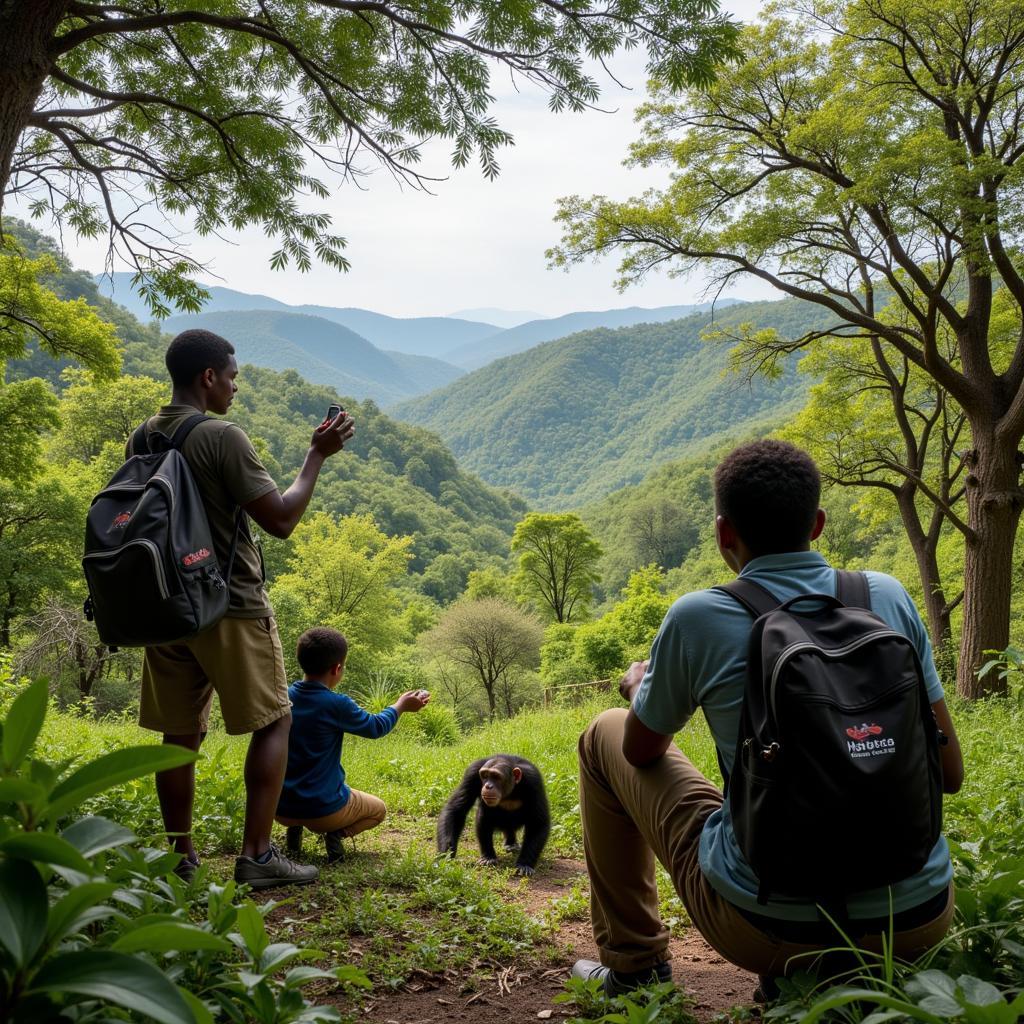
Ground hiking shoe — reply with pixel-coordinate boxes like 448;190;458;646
234;845;319;890
324;828;345;864
285;825;304;855
172;853;199;883
571;959;672;997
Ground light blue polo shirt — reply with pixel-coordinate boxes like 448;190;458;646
632;551;951;922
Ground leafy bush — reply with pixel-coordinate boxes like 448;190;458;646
402;702;460;746
0;678;368;1022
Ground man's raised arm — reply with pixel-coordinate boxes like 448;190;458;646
246;411;355;539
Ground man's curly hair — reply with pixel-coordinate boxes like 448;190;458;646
714;440;821;556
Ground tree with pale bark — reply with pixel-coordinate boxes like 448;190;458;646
553;0;1024;698
422;597;542;720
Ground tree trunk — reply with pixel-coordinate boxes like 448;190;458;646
481;674;497;720
894;488;953;656
958;435;1024;698
0;2;69;209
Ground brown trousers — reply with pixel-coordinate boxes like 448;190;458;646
275;788;386;838
578;709;954;976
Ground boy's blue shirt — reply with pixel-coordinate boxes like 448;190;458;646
632;550;952;922
277;679;398;819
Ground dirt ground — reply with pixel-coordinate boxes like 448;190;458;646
349;858;758;1024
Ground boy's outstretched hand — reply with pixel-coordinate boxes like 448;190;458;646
395;689;431;713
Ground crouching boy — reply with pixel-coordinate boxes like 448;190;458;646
276;626;430;862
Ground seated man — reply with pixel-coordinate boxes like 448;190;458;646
573;440;964;995
275;627;429;862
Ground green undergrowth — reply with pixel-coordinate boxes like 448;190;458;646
38;696;722;859
27;690;1024;1021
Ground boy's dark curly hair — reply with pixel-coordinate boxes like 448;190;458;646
714;440;821;556
296;627;349;676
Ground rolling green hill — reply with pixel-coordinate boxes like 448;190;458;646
163;309;464;406
443;299;743;369
391;298;830;508
5;220;526;601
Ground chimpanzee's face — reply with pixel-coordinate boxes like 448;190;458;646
479;760;521;807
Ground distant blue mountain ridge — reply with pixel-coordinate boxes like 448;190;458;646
94;272;741;369
162;309;464;408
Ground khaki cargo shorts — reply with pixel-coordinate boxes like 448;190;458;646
140;615;290;736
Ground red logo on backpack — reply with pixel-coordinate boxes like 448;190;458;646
846;723;883;741
182;548;211;567
111;511;132;530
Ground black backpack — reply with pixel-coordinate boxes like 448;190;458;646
83;414;242;648
716;570;943;906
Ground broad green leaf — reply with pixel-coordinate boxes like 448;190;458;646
333;964;372;989
958;975;1004;1007
2;678;48;771
0;857;48;966
0;832;93;872
46;744;197;820
258;941;316;973
283;966;349;989
111;921;231;954
233;902;269;957
179;988;215;1024
62;815;136;857
46;882;119;944
28;950;195;1024
0;778;44;803
905;968;961;1017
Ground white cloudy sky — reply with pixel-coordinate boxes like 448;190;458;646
28;0;768;319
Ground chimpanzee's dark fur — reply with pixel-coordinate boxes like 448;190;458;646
436;754;550;876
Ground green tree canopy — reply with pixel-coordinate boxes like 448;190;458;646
553;0;1024;697
269;511;412;678
0;1;739;313
512;512;603;622
422;597;542;720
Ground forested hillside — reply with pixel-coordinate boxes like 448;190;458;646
444;298;743;369
163;309;464;406
393;298;827;507
3;220;527;614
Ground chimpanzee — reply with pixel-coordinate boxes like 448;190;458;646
436;754;550;876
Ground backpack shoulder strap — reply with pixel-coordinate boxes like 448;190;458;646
129;420;151;456
713;578;781;619
169;413;210;450
836;569;871;610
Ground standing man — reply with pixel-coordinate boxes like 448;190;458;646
131;329;354;889
573;440;964;995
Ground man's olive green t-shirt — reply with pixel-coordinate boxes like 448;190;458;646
127;404;278;618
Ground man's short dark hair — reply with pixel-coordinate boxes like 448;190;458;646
296;627;348;676
165;329;235;388
714;440;821;555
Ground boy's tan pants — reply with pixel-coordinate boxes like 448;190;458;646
578;709;954;977
276;788;386;838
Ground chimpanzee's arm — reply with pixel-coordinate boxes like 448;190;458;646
475;804;499;863
514;766;551;876
436;758;487;856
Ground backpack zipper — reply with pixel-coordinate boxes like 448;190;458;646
768;629;905;726
83;539;171;600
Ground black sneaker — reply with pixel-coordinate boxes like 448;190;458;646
571;959;672;996
285;825;304;855
234;844;319;890
173;852;200;883
324;828;345;863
